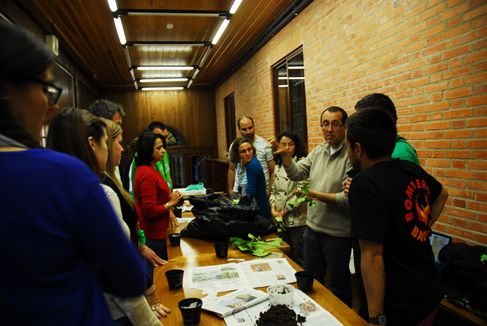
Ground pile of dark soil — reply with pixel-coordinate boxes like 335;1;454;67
256;304;306;326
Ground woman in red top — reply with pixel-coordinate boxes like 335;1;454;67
134;131;182;281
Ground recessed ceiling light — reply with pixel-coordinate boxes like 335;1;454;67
141;87;184;91
136;66;194;71
139;78;188;82
166;23;173;29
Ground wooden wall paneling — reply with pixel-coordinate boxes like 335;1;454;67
78;81;99;110
52;61;75;113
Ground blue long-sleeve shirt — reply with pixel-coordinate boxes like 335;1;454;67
0;149;146;325
242;157;272;220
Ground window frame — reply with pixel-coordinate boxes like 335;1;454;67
272;46;307;144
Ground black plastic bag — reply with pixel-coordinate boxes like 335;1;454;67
438;243;487;312
181;194;276;239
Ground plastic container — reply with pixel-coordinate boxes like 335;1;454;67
267;284;295;309
165;269;184;289
168;233;181;246
295;271;316;292
214;243;229;258
178;298;203;325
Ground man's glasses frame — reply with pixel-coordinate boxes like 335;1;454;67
30;77;63;105
320;122;343;130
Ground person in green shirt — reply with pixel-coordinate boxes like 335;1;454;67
131;122;179;227
353;93;420;165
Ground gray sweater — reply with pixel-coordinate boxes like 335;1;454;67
284;139;352;237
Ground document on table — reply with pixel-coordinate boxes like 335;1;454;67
238;258;297;288
224;289;344;326
202;287;269;318
188;263;247;293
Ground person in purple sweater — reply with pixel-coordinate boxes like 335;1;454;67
230;137;272;220
0;21;145;325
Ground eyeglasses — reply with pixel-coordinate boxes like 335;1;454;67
30;78;63;105
320;122;343;130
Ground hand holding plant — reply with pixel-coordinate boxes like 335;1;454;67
288;183;316;209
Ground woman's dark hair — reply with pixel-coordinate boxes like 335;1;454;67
346;107;397;160
273;130;307;167
47;108;107;173
229;137;257;164
134;131;166;166
0;21;54;148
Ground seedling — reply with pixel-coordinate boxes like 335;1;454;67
229;234;282;257
275;215;286;233
287;183;316;209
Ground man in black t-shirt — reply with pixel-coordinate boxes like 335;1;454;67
346;108;449;326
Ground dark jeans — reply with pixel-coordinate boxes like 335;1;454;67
144;238;168;282
280;225;306;267
303;227;352;308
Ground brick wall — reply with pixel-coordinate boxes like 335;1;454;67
215;0;487;246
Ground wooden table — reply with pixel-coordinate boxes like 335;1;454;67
166;222;290;260
435;298;487;326
152;222;368;326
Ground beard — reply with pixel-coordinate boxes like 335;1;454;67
350;155;362;172
244;133;254;140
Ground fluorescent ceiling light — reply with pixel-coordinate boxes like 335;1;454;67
107;0;118;12
288;66;305;69
288;77;305;80
139;78;188;82
278;77;287;80
212;19;230;45
137;66;194;71
187;80;193;89
141;87;184;91
278;85;288;88
229;0;243;14
114;18;126;45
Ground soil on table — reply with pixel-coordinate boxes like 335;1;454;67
256;304;306;326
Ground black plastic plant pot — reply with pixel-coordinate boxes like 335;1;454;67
168;233;181;246
178;298;203;325
214;243;229;258
295;271;316;292
174;208;182;217
165;269;184;289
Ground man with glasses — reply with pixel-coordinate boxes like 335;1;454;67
269;106;353;308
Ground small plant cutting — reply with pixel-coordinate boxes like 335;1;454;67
275;215;286;233
229;234;282;257
287;183;316;209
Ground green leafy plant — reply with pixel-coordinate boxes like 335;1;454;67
229;234;282;257
287;183;316;209
275;215;286;233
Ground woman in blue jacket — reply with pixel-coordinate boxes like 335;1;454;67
230;137;272;220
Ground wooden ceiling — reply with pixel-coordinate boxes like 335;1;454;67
21;0;295;87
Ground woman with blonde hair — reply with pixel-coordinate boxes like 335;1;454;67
100;118;171;320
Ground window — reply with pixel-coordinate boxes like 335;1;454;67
166;127;186;147
273;48;307;143
224;93;236;149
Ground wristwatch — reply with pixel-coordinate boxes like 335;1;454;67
369;315;386;325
